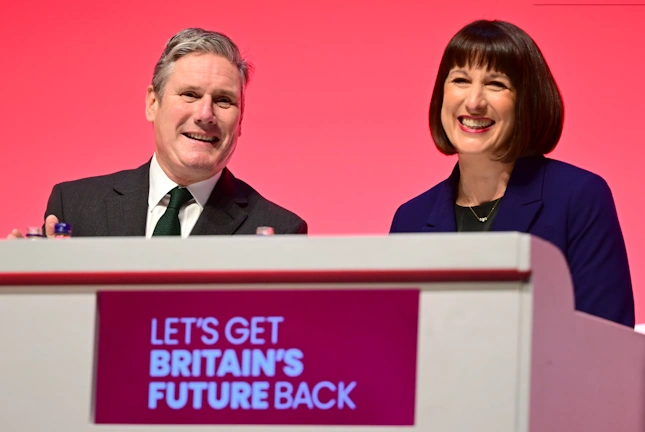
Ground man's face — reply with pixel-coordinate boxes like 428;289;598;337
145;53;243;185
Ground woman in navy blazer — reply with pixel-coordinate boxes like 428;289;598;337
390;20;635;327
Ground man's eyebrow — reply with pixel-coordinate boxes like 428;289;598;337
177;85;201;93
177;86;239;99
214;89;239;100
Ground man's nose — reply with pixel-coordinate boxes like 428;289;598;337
195;97;216;124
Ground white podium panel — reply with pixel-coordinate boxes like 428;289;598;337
0;233;642;432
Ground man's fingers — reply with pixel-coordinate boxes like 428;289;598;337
45;215;60;239
7;229;24;239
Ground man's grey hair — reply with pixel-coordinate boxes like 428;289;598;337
152;28;253;107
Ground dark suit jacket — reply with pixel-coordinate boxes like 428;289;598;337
45;162;307;236
390;155;635;327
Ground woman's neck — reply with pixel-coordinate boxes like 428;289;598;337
456;155;514;206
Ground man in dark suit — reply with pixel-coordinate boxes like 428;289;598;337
8;28;306;238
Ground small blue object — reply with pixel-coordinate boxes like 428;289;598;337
54;222;72;235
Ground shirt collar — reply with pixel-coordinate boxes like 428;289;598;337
148;153;222;211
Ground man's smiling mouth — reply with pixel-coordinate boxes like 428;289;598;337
183;132;219;143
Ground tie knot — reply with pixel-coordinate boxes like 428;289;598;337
167;186;193;210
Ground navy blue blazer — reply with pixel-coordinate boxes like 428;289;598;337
390;155;635;327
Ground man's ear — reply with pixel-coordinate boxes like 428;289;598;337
145;85;159;123
238;100;245;137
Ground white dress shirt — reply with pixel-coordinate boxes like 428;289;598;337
146;154;222;238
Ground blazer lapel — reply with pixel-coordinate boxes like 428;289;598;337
424;164;459;232
491;156;545;233
105;162;150;236
191;168;249;236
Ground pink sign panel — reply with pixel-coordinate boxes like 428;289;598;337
94;289;419;425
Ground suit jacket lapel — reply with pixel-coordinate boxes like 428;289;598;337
106;162;150;236
491;156;545;233
424;164;459;232
191;168;249;236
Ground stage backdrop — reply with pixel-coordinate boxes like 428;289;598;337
1;0;643;323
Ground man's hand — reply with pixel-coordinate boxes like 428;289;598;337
6;215;60;239
7;228;24;239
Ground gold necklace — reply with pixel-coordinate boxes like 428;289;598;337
469;198;501;223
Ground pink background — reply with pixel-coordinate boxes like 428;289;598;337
1;1;643;322
95;289;419;425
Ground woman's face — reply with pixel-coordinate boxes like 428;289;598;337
441;65;516;158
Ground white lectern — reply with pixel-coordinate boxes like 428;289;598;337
0;233;643;431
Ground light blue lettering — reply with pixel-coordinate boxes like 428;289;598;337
312;381;335;409
200;317;219;344
164;318;179;345
274;381;293;409
170;349;192;377
282;348;304;377
293;381;314;409
148;382;165;408
267;316;284;344
185;381;206;408
225;317;249;344
207;382;230;409
338;381;357;409
179;317;197;344
251;382;270;409
149;350;170;377
252;349;276;377
150;319;163;345
201;349;222;377
166;382;188;409
230;382;251;409
217;350;242;377
250;317;266;344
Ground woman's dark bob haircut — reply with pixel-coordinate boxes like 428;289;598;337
429;20;564;163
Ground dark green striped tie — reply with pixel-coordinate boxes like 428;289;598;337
152;186;193;236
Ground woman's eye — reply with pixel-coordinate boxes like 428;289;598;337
488;81;507;89
453;78;469;84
